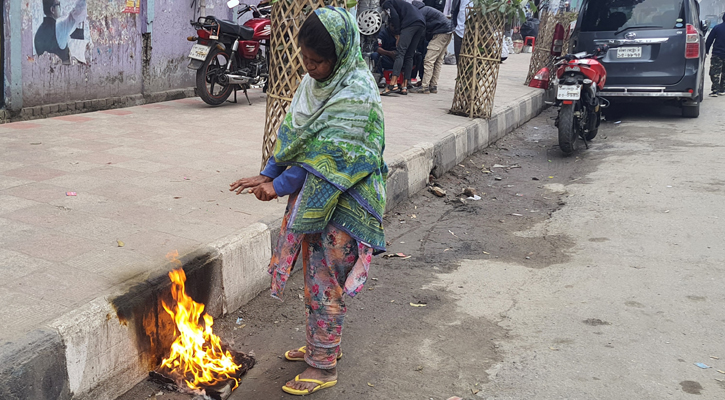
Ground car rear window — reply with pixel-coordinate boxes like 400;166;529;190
580;0;686;32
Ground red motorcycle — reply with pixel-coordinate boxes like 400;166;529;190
530;44;611;155
187;1;271;105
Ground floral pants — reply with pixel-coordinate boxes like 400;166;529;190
269;194;372;369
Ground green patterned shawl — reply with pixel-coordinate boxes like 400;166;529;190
273;7;387;252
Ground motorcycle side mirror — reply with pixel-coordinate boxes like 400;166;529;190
227;0;240;8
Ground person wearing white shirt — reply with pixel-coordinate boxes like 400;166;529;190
450;0;472;65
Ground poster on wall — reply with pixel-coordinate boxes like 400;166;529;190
123;0;140;14
32;0;90;64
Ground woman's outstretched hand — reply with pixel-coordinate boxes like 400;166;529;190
229;175;272;195
249;182;278;201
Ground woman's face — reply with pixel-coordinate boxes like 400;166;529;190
300;44;335;82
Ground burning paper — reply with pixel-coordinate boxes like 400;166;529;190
152;252;254;399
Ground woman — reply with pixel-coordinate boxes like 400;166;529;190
229;7;387;396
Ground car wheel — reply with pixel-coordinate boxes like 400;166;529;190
682;103;700;118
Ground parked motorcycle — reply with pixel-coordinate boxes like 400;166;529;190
187;1;271;106
529;45;611;155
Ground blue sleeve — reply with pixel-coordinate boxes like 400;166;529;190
260;156;287;179
272;166;307;197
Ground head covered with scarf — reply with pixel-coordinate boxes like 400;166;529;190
273;7;387;252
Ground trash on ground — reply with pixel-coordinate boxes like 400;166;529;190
532;177;539;180
66;192;77;196
446;397;463;400
482;251;490;255
511;213;523;216
709;356;719;360
471;388;480;394
467;195;482;201
235;317;244;325
614;121;622;124
492;164;507;168
410;302;427;307
414;365;423;371
367;382;374;387
463;187;477;197
371;277;378;281
533;127;539;130
494;176;503;181
429;186;446;197
116;240;125;247
30;142;42;145
383;253;411;260
449;230;459;238
717;370;725;374
549;176;554;179
694;362;711;369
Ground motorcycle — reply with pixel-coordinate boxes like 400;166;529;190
187;0;271;106
529;45;611;155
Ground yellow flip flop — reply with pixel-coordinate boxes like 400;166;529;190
282;374;337;395
284;346;343;362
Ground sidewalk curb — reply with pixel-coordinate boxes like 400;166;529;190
0;90;544;400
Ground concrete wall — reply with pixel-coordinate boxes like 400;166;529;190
2;0;258;113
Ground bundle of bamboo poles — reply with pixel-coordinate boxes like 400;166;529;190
450;7;506;119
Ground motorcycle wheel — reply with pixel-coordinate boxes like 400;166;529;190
197;48;235;106
558;103;578;155
584;111;600;141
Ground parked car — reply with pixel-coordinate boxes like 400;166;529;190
569;0;708;118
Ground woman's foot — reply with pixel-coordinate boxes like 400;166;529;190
285;366;337;393
285;347;305;360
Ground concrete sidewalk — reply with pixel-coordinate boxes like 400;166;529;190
0;54;544;400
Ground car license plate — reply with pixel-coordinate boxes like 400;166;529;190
617;46;642;58
189;44;211;61
557;85;581;100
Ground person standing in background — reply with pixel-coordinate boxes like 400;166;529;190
706;12;725;96
450;0;473;65
411;1;452;94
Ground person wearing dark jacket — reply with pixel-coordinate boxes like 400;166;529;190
371;25;397;83
410;1;452;94
424;0;445;13
380;0;426;95
705;13;725;96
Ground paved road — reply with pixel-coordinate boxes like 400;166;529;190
120;88;725;400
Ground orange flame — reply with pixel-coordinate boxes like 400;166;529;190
160;251;241;390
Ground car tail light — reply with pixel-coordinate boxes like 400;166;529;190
529;68;550;89
685;24;699;59
551;23;565;56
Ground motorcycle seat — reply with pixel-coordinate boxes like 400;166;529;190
218;19;254;40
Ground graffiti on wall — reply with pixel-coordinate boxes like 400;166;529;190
32;0;90;64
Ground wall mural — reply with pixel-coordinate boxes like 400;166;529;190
32;0;90;64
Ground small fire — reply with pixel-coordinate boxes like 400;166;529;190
160;251;241;391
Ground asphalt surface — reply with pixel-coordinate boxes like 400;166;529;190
119;92;725;399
